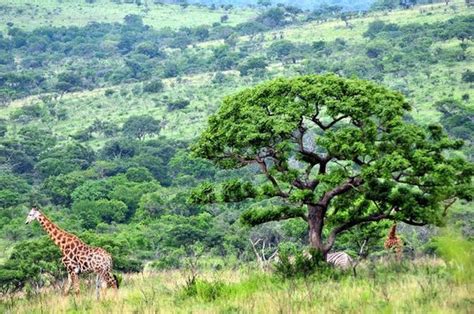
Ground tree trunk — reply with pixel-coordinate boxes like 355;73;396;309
307;204;328;257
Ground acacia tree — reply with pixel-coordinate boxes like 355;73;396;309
122;115;161;140
194;74;472;256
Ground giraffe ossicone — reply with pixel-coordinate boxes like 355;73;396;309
25;207;119;295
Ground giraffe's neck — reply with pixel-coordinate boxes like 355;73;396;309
37;212;78;251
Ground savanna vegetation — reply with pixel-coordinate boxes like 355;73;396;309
0;0;472;313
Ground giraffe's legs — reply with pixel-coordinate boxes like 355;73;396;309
71;271;80;295
64;271;80;295
95;274;101;300
64;272;72;296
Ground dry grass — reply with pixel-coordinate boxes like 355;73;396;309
2;258;473;314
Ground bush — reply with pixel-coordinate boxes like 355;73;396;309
122;115;161;140
274;247;329;278
125;167;154;182
114;256;143;273
180;278;225;302
267;40;296;60
0;237;64;293
363;20;400;39
167;99;190;111
149;248;186;270
143;79;164;93
104;89;115;97
238;57;267;76
461;69;474;83
0;118;7;137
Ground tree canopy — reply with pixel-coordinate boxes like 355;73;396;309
194;74;473;254
122;115;161;140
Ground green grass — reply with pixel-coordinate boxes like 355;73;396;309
0;0;471;144
219;0;473;47
2;259;473;313
0;0;256;34
4;72;256;143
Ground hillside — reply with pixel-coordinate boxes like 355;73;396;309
1;1;472;144
0;0;256;33
0;0;473;312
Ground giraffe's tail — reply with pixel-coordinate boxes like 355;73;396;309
113;274;120;289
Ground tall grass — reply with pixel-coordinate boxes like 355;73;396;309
1;258;472;313
434;230;474;284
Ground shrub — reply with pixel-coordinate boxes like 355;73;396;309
167;99;190;111
125;167;154;182
143;79;164;93
149;248;186;270
0;237;64;293
274;247;329;278
180;278;225;302
104;89;115;97
122;115;161;140
461;69;474;83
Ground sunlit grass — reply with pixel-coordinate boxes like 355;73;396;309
1;259;473;314
0;0;256;33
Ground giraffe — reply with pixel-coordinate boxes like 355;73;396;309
25;207;118;296
384;224;403;261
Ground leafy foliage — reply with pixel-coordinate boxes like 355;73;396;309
122;115;161;140
195;74;472;253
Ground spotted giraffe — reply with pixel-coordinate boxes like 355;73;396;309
25;207;118;295
384;224;403;260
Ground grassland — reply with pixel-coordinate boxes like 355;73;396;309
0;0;256;33
1;0;471;145
1;259;473;314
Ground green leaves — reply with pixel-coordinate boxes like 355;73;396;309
194;74;406;170
241;205;306;226
188;179;256;205
195;73;472;243
188;182;217;205
122;115;161;141
221;179;256;203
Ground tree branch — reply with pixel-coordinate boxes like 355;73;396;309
401;219;427;226
324;212;393;251
292;122;328;191
312;115;349;130
241;205;307;226
256;157;288;198
319;177;363;207
442;198;457;216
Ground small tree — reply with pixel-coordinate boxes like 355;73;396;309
238;57;268;76
122;115;161;140
194;74;472;256
143;79;164;93
267;40;296;61
461;69;474;83
257;8;287;28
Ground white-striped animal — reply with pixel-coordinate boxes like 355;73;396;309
274;250;355;272
326;251;354;270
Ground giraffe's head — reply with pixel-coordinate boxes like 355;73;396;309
25;207;41;224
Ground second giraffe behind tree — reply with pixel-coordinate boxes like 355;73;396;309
25;207;119;295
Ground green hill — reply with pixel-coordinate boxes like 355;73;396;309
1;1;472;143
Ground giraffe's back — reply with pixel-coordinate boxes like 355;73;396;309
64;243;113;274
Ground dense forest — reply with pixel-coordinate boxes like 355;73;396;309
0;0;472;312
